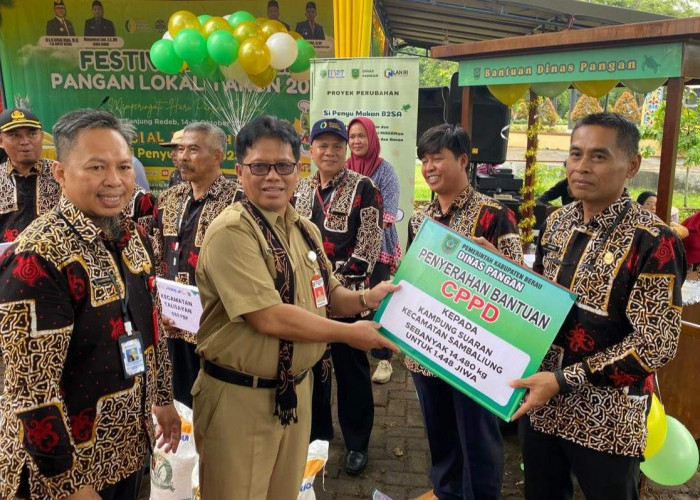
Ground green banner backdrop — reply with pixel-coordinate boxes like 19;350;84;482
0;0;334;192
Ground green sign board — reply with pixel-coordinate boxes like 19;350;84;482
459;43;682;86
375;219;577;421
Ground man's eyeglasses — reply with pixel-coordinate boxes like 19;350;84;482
241;162;297;176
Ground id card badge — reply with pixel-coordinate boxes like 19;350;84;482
311;274;328;308
118;331;146;379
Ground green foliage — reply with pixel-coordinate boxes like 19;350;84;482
396;46;457;88
571;94;603;123
587;0;700;17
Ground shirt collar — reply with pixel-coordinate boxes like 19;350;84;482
577;189;633;231
57;195;129;244
424;184;474;219
251;200;299;228
313;168;347;191
6;160;43;177
188;173;231;201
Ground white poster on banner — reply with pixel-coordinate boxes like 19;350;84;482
310;57;419;253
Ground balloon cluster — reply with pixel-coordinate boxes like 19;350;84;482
150;10;316;87
640;394;699;486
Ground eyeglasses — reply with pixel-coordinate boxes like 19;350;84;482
241;162;297;176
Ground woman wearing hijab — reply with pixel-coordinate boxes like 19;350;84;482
347;117;402;384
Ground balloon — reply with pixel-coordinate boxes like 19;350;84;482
173;28;208;64
289;68;310;82
162;31;173;41
168;10;200;38
221;62;250;85
249;66;277;88
288;31;303;41
238;37;271;75
487;83;530;106
228;10;255;28
573;80;618;98
287;39;316;73
256;16;269;25
149;39;183;74
223;14;231;21
641;416;699;486
189;57;219;79
206;30;239;66
197;14;211;25
644;394;667;459
623;78;668;94
202;17;230;38
266;32;298;70
260;20;288;40
232;21;262;43
531;81;570;98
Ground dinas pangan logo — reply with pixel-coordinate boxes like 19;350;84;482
441;235;459;255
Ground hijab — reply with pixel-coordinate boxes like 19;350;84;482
345;117;383;178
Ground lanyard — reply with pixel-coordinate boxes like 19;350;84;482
56;209;135;335
314;171;346;219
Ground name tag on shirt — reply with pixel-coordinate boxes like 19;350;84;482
118;331;146;378
311;274;328;308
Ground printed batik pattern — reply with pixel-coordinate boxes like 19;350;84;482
405;185;523;377
0;196;172;499
152;175;241;343
531;191;686;456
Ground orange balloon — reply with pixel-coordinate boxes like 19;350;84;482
288;31;303;41
168;10;201;38
202;16;230;38
238;37;271;75
573;80;618;98
232;20;262;43
260;19;287;40
249;66;277;87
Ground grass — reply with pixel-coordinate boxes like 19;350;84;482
413;162;700;220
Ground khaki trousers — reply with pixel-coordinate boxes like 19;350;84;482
193;370;312;500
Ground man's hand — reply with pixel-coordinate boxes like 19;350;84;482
365;281;400;309
153;403;181;453
509;371;559;421
64;486;101;499
472;236;499;255
345;320;399;353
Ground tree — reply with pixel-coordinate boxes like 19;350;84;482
571;94;603;123
396;46;457;88
587;0;700;17
641;88;700;207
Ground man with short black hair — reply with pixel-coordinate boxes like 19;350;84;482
0;108;179;499
295;1;324;40
153;121;241;408
193;115;397;498
409;123;523;500
512;112;686;499
84;0;115;36
46;0;75;36
267;0;290;30
0;107;61;243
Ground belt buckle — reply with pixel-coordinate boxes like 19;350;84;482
251;375;260;388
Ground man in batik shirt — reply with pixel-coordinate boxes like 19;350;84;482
0;109;179;499
408;123;523;500
294;118;383;475
511;113;686;499
153;121;241;408
0;107;61;243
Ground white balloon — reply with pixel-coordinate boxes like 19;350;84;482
162;31;173;40
223;14;231;21
221;62;251;86
266;32;298;70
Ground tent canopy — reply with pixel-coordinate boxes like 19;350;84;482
375;0;669;49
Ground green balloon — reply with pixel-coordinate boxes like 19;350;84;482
149;39;183;74
287;39;315;73
623;78;667;94
173;28;207;64
641;416;699;486
198;14;212;25
207;30;239;66
531;81;570;98
189;57;219;79
228;10;256;28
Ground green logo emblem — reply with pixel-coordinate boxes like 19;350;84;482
441;235;459;255
351;68;360;79
320;70;327;78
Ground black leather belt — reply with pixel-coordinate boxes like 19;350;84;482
203;360;308;389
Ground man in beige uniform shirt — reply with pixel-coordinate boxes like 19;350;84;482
194;115;398;500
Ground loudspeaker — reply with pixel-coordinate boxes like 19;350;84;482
416;86;449;146
449;73;510;164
